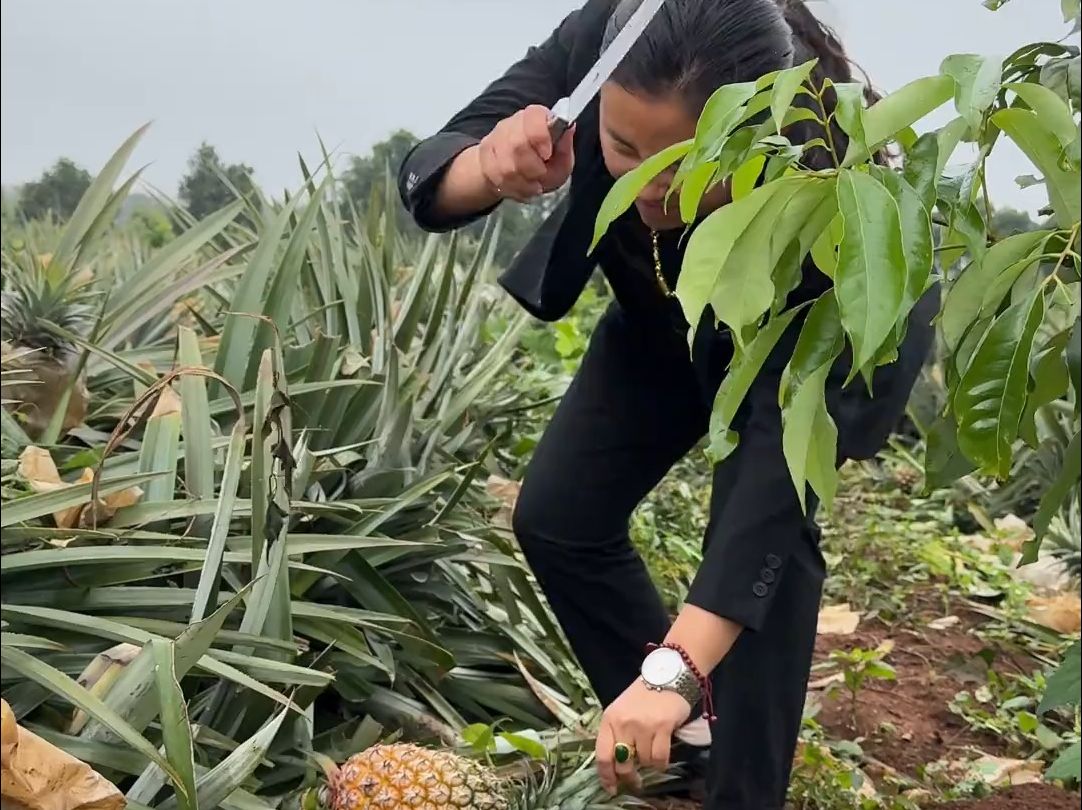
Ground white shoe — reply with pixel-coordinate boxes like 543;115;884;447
674;716;712;747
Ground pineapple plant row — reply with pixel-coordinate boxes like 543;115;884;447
0;127;632;808
1;241;95;441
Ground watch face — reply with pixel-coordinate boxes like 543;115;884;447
642;648;683;685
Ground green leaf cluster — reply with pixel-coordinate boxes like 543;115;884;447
591;21;1080;785
590;13;1081;543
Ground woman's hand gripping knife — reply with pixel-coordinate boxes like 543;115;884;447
433;105;575;219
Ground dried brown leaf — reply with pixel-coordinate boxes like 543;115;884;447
1;699;126;810
927;615;962;631
1026;594;1082;634
817;603;860;635
17;448;142;529
149;384;181;418
966;754;1045;787
486;475;521;530
17;446;63;490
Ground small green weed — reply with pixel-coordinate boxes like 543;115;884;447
828;646;898;731
949;656;1082;773
789;719;921;810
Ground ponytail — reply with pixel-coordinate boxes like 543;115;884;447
777;0;890;168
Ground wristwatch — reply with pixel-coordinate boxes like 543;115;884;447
640;646;701;708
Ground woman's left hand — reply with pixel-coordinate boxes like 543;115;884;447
595;678;692;794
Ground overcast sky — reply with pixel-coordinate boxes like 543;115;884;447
1;1;1072;214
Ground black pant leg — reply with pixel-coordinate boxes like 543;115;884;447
695;375;827;810
512;304;707;707
703;561;823;810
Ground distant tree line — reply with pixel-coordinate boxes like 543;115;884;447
2;133;1044;262
4;130;557;264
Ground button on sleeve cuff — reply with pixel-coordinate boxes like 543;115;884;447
685;546;790;633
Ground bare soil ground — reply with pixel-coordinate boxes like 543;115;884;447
811;599;1034;776
937;783;1080;810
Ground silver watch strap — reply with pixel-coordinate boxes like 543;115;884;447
642;667;701;707
672;668;701;707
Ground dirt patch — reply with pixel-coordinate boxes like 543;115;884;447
939;783;1080;810
811;603;1040;776
647;784;1080;810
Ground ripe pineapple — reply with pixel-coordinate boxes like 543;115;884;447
305;743;510;810
302;742;638;810
892;464;921;492
1;253;95;438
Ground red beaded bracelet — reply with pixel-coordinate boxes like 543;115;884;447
645;641;717;722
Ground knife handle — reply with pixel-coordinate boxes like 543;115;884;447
548;116;571;145
547;97;572;148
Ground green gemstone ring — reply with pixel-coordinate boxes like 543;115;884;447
613;742;634;765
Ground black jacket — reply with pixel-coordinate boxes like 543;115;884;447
397;0;937;631
397;0;843;327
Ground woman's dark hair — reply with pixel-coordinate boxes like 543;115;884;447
606;0;882;169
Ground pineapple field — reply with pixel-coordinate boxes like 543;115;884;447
0;130;625;809
2;127;1080;810
2;1;1082;809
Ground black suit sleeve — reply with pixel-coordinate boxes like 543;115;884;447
397;9;582;233
686;368;827;633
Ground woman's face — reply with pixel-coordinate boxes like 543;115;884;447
599;81;732;231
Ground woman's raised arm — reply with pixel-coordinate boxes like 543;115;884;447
397;5;591;232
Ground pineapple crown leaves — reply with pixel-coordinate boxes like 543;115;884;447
0;254;99;360
298;788;328;810
300;749;339;809
305;749;341;780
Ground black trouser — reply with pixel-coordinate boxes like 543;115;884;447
512;296;933;809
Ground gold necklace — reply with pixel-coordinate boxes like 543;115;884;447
651;230;675;298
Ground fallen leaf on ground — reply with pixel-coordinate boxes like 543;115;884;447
961;533;995;552
17;445;64;490
1026;594;1082;634
69;469;142;529
486;475;520;508
1011;554;1075;594
817;603;860;635
967;754;1044;786
486;475;521;530
994;513;1033;549
808;672;845;690
927;615;961;631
